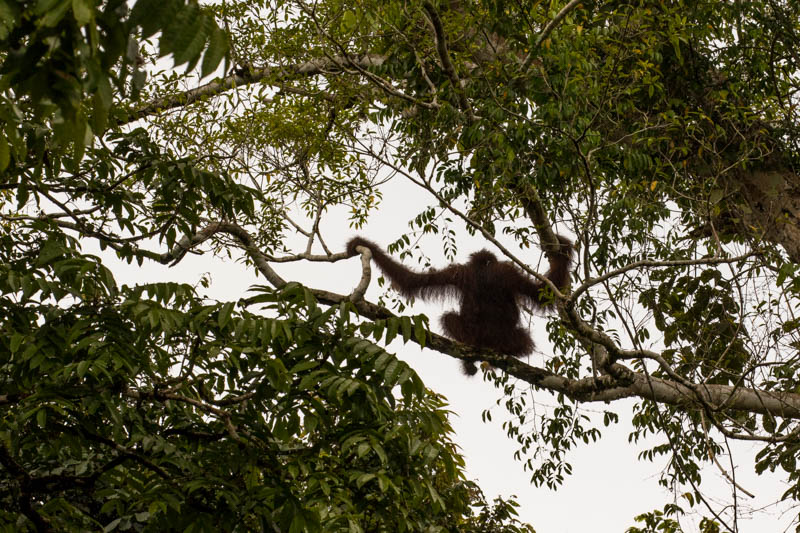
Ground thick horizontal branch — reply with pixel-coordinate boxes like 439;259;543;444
137;223;800;423
627;371;800;419
126;55;387;123
339;285;800;420
311;273;800;422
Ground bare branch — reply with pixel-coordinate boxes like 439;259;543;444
700;413;756;498
348;245;373;302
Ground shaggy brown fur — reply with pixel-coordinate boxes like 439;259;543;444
346;236;573;375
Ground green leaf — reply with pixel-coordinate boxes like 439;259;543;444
72;115;91;164
40;0;71;26
709;188;724;204
0;133;9;172
9;334;23;353
77;360;90;378
0;0;20;40
384;360;401;383
385;318;400;344
400;316;412;342
413;316;426;346
763;413;776;433
92;86;110;133
218;302;234;329
71;0;92;25
130;0;173;37
290;360;319;374
37;240;67;265
370;319;385;341
356;473;375;488
373;352;391;372
160;2;199;57
201;26;228;78
341;10;357;32
173;12;211;66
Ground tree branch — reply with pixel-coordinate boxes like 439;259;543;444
348;245;373;302
535;0;584;48
111;222;800;425
422;2;474;119
126;55;388;124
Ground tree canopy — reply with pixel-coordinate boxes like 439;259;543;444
2;0;800;531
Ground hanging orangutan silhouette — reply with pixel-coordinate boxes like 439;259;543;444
346;236;573;374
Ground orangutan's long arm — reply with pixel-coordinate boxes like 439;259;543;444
346;237;463;300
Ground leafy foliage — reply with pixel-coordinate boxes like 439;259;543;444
0;0;228;170
4;0;800;530
0;247;506;530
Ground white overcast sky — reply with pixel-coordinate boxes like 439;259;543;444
98;174;793;532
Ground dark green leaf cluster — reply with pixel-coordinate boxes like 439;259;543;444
0;0;228;167
639;269;748;385
0;257;479;531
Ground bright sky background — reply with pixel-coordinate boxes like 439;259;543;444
96;175;792;532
